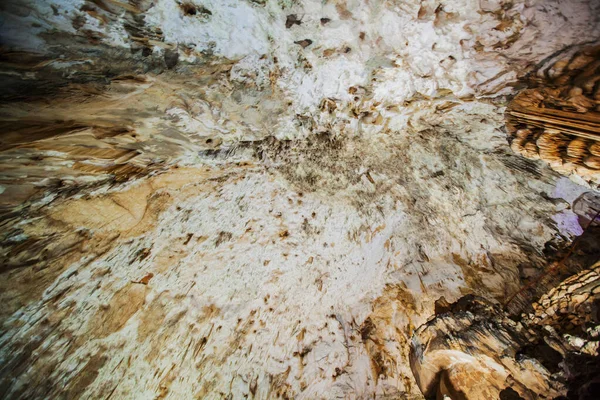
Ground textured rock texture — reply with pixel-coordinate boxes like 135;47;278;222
506;45;600;188
1;0;599;217
410;296;563;399
1;0;600;399
410;261;600;400
524;260;600;336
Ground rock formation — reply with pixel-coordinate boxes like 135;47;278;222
0;0;599;399
410;260;600;400
506;45;600;188
410;296;562;399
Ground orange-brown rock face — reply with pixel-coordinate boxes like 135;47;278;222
2;0;600;399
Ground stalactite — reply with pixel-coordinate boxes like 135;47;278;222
1;1;600;398
506;44;600;187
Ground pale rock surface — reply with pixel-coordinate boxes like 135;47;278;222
0;0;599;399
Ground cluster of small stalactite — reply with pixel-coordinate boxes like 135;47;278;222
506;44;600;187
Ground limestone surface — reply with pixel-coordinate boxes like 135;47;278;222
1;0;600;399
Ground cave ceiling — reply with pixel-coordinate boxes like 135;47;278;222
1;1;600;399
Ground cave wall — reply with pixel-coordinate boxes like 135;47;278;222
1;0;600;398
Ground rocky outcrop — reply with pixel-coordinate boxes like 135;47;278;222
523;261;600;347
1;0;600;399
410;261;600;400
410;296;562;399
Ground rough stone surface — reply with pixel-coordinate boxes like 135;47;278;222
524;260;600;334
506;45;600;188
1;0;600;399
410;259;600;400
410;295;563;400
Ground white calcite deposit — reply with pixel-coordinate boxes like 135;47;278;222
0;0;599;398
